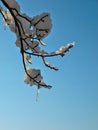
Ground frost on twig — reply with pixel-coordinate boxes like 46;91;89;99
0;0;75;100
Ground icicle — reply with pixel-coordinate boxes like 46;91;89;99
36;88;40;101
39;40;46;46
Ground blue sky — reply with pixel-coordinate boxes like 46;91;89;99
0;0;98;130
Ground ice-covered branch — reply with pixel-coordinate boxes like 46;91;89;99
0;0;75;100
42;57;58;71
24;42;75;57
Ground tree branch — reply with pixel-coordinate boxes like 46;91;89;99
0;0;75;99
1;0;52;89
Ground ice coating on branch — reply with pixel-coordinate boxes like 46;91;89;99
31;12;52;39
26;55;32;64
56;42;75;57
32;13;52;29
15;37;29;50
4;0;20;13
24;67;44;87
16;14;33;37
2;9;14;28
24;53;32;64
30;41;40;53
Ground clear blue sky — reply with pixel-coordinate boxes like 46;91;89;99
0;0;98;130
